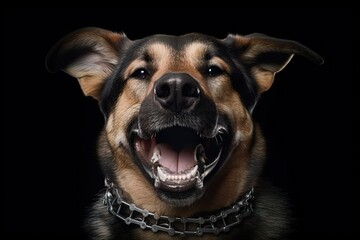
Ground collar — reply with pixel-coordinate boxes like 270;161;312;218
103;178;254;237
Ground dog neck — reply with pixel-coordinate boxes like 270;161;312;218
103;178;254;237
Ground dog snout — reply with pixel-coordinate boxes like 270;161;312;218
154;73;200;113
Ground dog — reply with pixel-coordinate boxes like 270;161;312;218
46;27;323;239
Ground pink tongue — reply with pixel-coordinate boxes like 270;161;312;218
156;143;196;173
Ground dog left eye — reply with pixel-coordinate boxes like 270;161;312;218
207;66;224;77
131;68;150;80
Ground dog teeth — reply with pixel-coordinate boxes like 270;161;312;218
195;144;207;164
196;175;204;189
156;165;198;183
151;146;161;164
157;166;167;181
154;177;160;187
189;165;198;178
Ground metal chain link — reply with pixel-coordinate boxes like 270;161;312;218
103;179;254;237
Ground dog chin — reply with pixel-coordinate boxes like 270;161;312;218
156;187;205;207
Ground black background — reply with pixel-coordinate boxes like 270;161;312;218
5;8;354;239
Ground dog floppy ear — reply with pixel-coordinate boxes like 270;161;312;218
46;27;127;101
223;33;323;93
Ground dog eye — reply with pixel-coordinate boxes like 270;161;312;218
131;68;150;80
207;66;224;77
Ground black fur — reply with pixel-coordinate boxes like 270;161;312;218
84;182;291;240
46;28;322;240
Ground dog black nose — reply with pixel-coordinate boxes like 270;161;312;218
154;73;200;113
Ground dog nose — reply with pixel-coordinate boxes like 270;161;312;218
154;73;200;113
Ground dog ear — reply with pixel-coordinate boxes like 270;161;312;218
46;27;127;101
223;33;323;93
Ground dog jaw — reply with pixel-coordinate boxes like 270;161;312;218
131;123;231;207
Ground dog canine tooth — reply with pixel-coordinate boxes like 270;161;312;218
154;176;160;188
151;146;161;164
195;175;204;189
190;165;198;178
195;144;206;164
157;166;167;182
135;141;141;152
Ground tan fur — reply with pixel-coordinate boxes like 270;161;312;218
46;28;323;239
62;29;123;100
95;40;273;240
102;42;256;219
106;82;144;149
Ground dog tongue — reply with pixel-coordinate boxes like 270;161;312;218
156;143;196;173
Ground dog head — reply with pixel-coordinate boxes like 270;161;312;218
46;28;322;212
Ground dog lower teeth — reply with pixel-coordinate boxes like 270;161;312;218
149;143;209;190
154;177;160;188
153;165;204;190
157;165;198;182
195;175;204;189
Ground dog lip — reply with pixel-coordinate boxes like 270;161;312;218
131;123;222;140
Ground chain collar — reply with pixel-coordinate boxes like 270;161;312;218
103;178;254;237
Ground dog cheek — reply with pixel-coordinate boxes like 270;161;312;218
235;111;254;144
106;99;140;150
216;88;253;139
207;76;229;101
105;113;129;149
108;88;142;147
228;96;254;145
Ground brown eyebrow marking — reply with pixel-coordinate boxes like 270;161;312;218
208;56;231;74
147;43;173;69
124;59;147;79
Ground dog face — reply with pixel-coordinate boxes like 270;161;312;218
46;28;322;213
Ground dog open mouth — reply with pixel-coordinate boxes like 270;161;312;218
132;126;229;195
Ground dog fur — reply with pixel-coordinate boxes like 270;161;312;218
46;27;323;239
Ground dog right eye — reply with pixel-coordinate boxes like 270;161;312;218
207;65;224;77
131;68;150;80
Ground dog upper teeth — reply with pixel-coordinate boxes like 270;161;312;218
151;147;161;164
195;144;206;163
